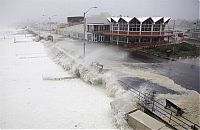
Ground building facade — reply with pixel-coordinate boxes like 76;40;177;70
87;17;173;48
67;16;84;26
189;29;200;41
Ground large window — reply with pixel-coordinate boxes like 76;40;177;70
142;19;153;31
130;24;140;31
100;25;105;31
162;24;165;31
113;23;118;31
129;18;140;32
119;22;128;31
153;24;160;31
104;25;110;31
142;24;152;31
153;24;165;31
94;25;98;31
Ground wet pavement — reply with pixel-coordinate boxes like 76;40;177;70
44;33;200;93
119;77;180;94
124;57;200;93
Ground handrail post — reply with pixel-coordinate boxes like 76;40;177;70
191;124;198;130
138;92;140;102
169;111;172;123
118;80;200;130
152;100;155;112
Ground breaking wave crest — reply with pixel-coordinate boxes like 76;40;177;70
43;40;199;129
43;41;136;129
44;41;125;98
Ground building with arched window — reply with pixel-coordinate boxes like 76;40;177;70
87;16;174;48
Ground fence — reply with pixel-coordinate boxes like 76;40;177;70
118;80;200;130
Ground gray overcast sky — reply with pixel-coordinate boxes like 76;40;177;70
0;0;199;24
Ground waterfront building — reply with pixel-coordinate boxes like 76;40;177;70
87;16;173;48
188;29;200;42
67;16;84;26
184;21;200;44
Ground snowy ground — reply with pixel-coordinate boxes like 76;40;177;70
0;30;116;129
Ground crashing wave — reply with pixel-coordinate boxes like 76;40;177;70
42;39;200;129
42;41;137;129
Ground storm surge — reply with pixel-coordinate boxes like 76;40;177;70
43;41;134;129
44;41;125;98
43;39;200;129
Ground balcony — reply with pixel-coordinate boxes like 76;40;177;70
113;41;172;49
89;30;173;37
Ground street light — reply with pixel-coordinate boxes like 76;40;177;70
42;14;57;35
83;6;97;57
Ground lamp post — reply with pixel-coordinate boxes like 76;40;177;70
42;14;57;35
83;6;97;57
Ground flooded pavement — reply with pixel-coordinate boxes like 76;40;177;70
54;39;199;93
119;77;180;94
152;61;199;93
44;35;199;127
124;57;200;93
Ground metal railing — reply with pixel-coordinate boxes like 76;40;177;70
118;80;200;130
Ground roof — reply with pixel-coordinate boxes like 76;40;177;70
111;17;120;22
106;16;171;24
164;17;171;23
87;16;171;25
87;23;109;25
151;17;163;23
106;18;111;22
121;17;132;22
137;17;150;23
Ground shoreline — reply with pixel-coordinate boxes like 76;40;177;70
44;36;200;128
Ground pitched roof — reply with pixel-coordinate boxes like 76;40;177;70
106;17;111;22
88;16;171;24
164;17;171;23
151;17;163;23
111;17;120;22
137;17;150;23
121;17;133;22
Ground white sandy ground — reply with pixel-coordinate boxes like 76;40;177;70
0;32;116;129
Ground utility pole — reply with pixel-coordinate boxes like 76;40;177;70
49;17;52;35
172;20;176;55
83;12;86;57
83;6;97;57
196;19;199;29
42;14;57;35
